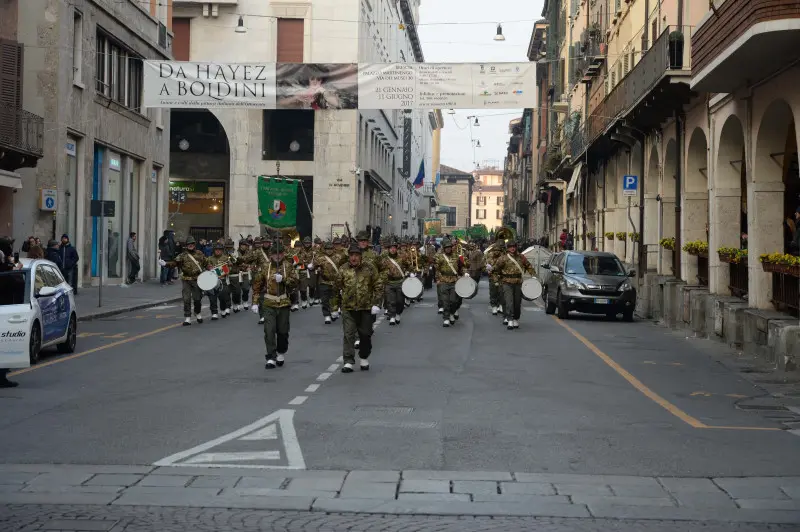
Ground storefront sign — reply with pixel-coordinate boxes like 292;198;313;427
39;189;57;211
109;157;121;172
65;142;76;157
168;180;209;193
143;61;536;110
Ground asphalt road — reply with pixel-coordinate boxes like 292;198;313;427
1;281;797;478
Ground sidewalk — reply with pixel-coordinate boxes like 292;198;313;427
74;281;182;321
0;465;799;524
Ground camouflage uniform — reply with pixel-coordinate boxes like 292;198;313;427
467;243;485;284
485;237;506;312
250;237;274;322
356;230;380;321
251;242;299;367
165;236;209;322
205;243;233;317
336;244;384;368
229;240;252;311
378;239;412;320
296;237;316;307
433;237;470;325
315;241;341;320
493;240;535;325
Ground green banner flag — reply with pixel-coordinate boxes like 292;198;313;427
258;177;298;228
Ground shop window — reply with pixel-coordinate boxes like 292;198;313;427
263;110;315;161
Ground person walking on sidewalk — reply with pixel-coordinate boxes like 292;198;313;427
336;243;383;373
59;234;79;294
126;232;140;285
162;236;209;326
250;241;298;369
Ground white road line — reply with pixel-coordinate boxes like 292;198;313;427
240;424;278;440
336;356;343;363
185;451;280;463
288;396;308;405
326;364;340;372
305;384;320;393
317;372;332;381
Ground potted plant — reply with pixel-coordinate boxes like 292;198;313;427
629;232;640;243
718;247;747;264
669;30;684;69
659;237;676;251
759;252;800;277
605;232;615;240
616;232;627;241
587;231;596;239
682;240;709;256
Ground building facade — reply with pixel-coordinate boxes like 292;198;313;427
436;164;473;233
472;167;504;232
530;0;800;364
169;0;433;240
9;0;172;286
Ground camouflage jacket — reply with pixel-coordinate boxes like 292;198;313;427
434;252;469;284
336;262;384;311
168;250;209;281
467;248;485;274
247;248;271;272
493;251;535;284
315;251;341;284
251;258;299;308
205;253;233;279
361;248;379;269
230;249;251;275
485;245;505;281
378;252;412;284
297;247;315;269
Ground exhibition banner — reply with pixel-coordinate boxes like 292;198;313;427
257;177;298;229
143;61;535;110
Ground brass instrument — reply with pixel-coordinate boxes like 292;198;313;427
483;227;515;255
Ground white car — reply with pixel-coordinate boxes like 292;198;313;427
0;258;77;369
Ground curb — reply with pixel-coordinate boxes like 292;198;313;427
77;297;182;322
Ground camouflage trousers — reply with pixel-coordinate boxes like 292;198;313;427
342;310;372;365
229;275;251;306
318;282;336;317
489;277;501;307
263;306;290;358
181;280;203;317
384;281;404;319
436;282;461;319
502;283;523;320
207;282;230;313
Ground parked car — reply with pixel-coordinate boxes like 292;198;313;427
541;251;636;321
0;258;78;369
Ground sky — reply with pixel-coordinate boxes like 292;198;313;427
418;0;545;174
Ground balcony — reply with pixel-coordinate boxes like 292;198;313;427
578;29;607;84
691;0;800;93
572;26;694;162
0;108;44;171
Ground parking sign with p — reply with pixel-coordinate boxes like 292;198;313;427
623;175;638;197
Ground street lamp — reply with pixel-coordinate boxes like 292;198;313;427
235;16;247;34
494;24;506;42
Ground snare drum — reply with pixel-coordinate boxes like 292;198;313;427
455;276;478;299
401;276;424;299
521;277;543;301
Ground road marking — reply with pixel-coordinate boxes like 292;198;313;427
288;396;307;405
317;372;332;381
9;323;182;377
155;409;305;469
553;318;781;432
146;305;178;311
326;364;339;372
77;332;105;338
305;384;320;393
240;424;277;440
690;391;713;397
103;333;129;339
336;356;343;363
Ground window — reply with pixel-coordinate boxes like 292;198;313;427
476;209;486;220
172;18;191;61
446;208;457;227
497;196;503;205
42;265;65;286
95;31;143;113
0;271;28;306
277;19;304;62
652;19;658;44
496;209;502;219
566;254;626;276
477;196;486;206
263;110;314;161
73;10;83;83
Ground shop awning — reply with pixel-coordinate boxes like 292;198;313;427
0;170;23;189
566;162;582;196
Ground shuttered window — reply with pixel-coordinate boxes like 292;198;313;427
0;39;23;146
172;18;190;61
277;19;304;63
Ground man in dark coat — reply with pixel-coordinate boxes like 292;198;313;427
59;234;79;293
45;240;63;271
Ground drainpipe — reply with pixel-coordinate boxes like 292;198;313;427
677;0;684;28
674;111;683;280
642;0;649;51
638;136;646;277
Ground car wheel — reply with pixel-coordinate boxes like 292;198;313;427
555;290;569;319
544;290;556;315
622;309;635;322
29;322;42;365
58;314;77;353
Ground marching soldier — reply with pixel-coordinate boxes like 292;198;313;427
296;236;316;309
229;239;251;312
251;235;273;325
205;242;232;319
490;239;535;330
250;241;299;369
485;234;506;316
336;243;384;373
311;237;323;305
378;237;412;325
316;240;341;323
467;241;485;284
433;237;470;327
162;236;209;326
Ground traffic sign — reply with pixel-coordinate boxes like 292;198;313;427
622;175;638;197
39;189;57;211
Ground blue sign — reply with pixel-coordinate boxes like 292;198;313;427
622;175;638;197
45;197;55;209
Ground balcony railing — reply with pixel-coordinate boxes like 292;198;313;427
0;108;44;158
420;183;437;196
572;25;693;160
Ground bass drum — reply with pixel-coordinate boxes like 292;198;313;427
197;270;220;292
401;276;424;299
521;277;543;301
455;276;478;299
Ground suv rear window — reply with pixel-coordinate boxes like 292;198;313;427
0;270;30;305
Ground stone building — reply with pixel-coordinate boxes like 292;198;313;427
168;0;433;240
471;167;505;232
436;165;473;233
8;0;172;286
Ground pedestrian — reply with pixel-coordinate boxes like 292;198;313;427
250;241;298;369
336;243;383;373
491;239;535;330
158;230;175;285
27;245;44;259
45;240;63;270
126;232;140;284
59;234;79;293
162;236;208;326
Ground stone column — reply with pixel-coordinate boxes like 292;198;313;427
709;187;740;294
681;192;708;284
747;180;784;309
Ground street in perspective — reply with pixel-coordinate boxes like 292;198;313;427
2;0;800;531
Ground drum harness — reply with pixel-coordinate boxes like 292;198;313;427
504;254;525;282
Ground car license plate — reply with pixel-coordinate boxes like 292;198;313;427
594;298;610;304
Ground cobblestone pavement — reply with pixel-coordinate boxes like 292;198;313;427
1;465;800;524
0;504;798;532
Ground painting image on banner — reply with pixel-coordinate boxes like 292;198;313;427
276;64;358;110
142;61;277;108
258;177;298;228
